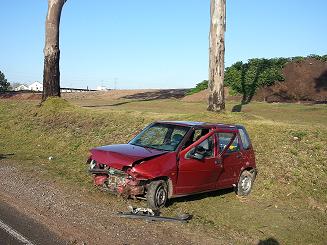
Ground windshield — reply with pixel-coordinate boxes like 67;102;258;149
129;123;190;151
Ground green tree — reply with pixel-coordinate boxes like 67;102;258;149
225;58;287;103
0;71;10;92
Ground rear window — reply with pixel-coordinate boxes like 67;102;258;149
238;128;251;150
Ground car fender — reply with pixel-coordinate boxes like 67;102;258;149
131;152;178;186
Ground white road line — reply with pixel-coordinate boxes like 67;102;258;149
0;218;35;245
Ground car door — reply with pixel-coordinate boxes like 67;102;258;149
215;130;244;189
237;126;256;169
175;130;223;195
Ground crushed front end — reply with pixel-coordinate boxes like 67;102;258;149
88;159;146;198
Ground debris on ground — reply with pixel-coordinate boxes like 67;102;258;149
117;206;192;223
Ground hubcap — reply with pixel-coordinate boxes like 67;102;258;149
241;176;251;192
155;186;166;207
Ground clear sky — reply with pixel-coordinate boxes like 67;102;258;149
0;0;326;89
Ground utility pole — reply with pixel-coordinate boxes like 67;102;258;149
114;77;118;90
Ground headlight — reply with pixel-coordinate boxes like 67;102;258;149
89;159;97;170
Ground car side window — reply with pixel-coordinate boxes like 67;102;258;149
238;128;251;150
185;135;214;159
218;133;240;153
227;137;240;153
183;128;210;149
198;135;214;158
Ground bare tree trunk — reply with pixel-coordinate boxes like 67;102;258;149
42;0;66;101
208;0;226;112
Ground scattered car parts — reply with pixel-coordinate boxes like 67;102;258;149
117;206;192;223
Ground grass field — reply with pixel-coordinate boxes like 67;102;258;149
0;96;326;244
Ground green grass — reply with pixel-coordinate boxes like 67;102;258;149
0;97;326;244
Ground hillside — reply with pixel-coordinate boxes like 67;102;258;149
184;58;327;103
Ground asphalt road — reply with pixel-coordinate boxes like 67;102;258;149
0;199;66;245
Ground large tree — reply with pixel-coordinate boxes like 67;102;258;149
208;0;226;112
42;0;66;101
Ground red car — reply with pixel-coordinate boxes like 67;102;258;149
88;121;257;209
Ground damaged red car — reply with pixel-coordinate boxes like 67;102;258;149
87;121;257;209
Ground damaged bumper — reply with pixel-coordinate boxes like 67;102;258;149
89;168;145;198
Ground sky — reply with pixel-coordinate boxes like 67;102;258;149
0;0;326;89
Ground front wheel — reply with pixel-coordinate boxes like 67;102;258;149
236;170;254;196
146;180;168;210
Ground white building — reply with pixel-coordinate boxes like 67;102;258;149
96;86;109;91
14;84;29;91
28;82;43;91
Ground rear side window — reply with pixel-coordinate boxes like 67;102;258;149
218;133;240;153
238;128;251;150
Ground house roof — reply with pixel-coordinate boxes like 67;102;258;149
16;84;28;88
29;81;43;86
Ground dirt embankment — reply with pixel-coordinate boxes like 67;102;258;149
255;58;327;103
0;91;42;100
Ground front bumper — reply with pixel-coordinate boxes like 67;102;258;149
89;168;145;198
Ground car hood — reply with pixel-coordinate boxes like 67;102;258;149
90;144;167;170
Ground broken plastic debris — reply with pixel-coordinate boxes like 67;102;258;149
117;206;192;223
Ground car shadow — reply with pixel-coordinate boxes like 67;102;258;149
166;188;235;207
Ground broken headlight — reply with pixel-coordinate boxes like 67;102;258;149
89;159;97;170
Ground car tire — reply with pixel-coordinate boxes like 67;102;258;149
236;170;254;196
146;180;168;210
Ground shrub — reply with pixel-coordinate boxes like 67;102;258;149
187;80;208;95
224;58;287;103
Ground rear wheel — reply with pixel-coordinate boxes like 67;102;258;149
236;170;254;196
146;180;168;210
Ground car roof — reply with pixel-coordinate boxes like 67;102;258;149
156;121;239;130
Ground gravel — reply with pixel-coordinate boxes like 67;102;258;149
0;161;224;245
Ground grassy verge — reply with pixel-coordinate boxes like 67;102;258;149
0;97;326;244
